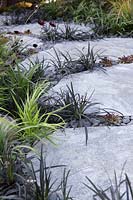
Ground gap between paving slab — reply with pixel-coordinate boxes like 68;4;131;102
21;38;133;67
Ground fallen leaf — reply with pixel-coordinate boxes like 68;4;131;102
24;29;32;34
16;1;33;8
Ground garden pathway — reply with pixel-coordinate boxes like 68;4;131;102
1;20;133;199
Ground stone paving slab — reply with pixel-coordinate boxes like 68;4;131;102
50;63;133;115
42;125;133;200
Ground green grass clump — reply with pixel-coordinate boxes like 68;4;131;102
14;82;64;145
0;60;46;113
73;0;133;36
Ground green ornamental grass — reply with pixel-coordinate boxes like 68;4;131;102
13;82;64;145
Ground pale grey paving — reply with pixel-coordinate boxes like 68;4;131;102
32;125;133;200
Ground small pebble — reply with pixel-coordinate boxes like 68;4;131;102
33;43;38;48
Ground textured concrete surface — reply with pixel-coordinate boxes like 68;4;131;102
42;126;133;200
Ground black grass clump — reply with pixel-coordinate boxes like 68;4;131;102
75;42;105;72
0;152;34;199
47;44;106;83
58;23;95;41
55;83;99;123
84;169;133;200
41;23;59;42
47;48;76;80
0;144;72;200
59;24;82;40
60;169;73;200
42;82;100;145
28;58;47;83
30;145;72;200
41;23;96;42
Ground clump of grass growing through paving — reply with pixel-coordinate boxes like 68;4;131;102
41;22;95;42
59;23;81;40
84;165;133;200
48;48;75;79
44;82;100;145
47;44;106;83
76;42;105;71
30;145;73;200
